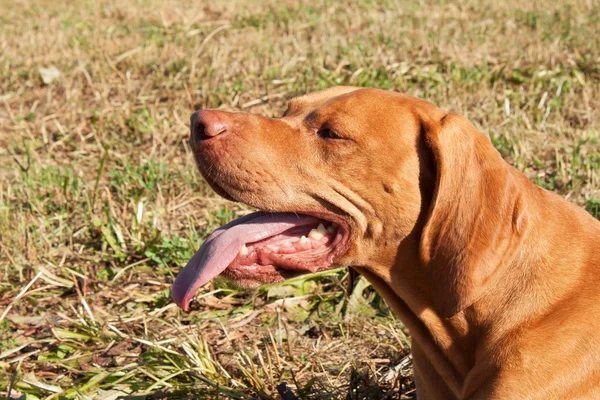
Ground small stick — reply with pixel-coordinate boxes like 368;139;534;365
0;271;43;323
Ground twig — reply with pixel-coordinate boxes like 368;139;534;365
0;271;43;323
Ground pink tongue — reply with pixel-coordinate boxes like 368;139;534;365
171;212;318;311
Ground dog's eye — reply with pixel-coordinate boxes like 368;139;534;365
317;128;343;140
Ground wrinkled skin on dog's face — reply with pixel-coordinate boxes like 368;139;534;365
172;87;443;310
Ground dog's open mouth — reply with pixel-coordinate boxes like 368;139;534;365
172;211;350;311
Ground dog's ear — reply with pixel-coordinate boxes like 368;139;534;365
419;112;524;318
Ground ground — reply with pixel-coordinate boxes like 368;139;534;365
0;0;599;399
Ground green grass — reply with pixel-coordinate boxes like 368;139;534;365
0;0;598;398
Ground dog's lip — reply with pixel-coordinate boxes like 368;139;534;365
200;173;237;202
200;174;353;264
218;213;352;287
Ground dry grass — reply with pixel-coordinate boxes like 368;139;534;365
0;0;599;398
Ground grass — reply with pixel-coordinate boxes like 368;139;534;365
0;0;599;398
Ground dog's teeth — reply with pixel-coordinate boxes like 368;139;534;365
308;229;322;240
309;223;327;241
299;235;309;244
239;244;249;256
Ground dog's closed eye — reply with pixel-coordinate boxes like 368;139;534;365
317;127;343;140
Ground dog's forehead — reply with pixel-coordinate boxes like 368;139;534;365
283;88;445;136
285;86;361;115
286;88;425;116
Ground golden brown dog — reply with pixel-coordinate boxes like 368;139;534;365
172;87;600;399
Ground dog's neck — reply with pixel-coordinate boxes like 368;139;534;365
356;255;508;399
356;174;600;399
354;253;476;398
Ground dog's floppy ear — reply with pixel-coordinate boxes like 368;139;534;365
419;112;524;318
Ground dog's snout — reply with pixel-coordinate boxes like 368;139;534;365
190;110;228;142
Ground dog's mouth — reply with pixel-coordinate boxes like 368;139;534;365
171;183;351;311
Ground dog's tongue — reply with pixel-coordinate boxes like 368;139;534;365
172;212;318;311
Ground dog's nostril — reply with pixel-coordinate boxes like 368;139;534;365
190;111;228;142
192;119;209;141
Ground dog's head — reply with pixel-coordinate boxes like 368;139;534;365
173;87;523;317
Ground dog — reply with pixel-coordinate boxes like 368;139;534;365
172;87;600;399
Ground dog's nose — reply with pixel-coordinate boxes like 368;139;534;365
190;110;228;142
